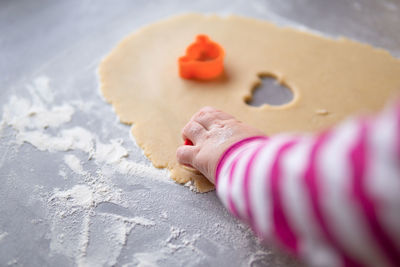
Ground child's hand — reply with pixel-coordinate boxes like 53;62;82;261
176;106;266;184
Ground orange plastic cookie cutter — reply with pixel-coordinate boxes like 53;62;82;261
178;34;225;80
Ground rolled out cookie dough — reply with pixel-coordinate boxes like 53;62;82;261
99;13;400;192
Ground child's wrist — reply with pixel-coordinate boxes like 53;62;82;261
214;135;268;186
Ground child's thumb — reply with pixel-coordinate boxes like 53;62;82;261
176;145;197;167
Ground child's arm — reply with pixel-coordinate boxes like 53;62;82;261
177;103;400;267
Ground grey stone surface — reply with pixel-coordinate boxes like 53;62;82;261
0;0;399;266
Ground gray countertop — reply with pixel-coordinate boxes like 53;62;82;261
1;0;399;266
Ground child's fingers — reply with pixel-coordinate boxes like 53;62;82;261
193;106;234;130
176;145;197;167
182;120;207;144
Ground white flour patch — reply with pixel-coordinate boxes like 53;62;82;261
163;226;201;254
64;155;86;175
2;95;74;132
58;169;68;180
165;226;185;243
78;215;91;259
159;211;168;220
48;210;91;262
48;183;154;267
27;76;54;103
78;213;155;267
123;227;201;267
0;231;8;242
94;138;128;164
93;138;169;180
47;184;97;261
132;252;165;267
15;127;95;154
52;185;94;209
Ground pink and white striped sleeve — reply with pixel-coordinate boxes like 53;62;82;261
215;101;400;267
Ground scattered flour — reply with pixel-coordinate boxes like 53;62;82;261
27;76;54;103
64;155;86;175
2;95;74;131
159;211;168;220
0;232;8;242
0;76;166;266
94;138;128;163
132;252;165;267
122;227;201;267
163;226;201;254
0;4;351;264
58;169;68;180
247;250;273;267
48;183;155;267
16;127;94;154
78;215;91;262
4;97;167;181
1;76;169;183
184;180;199;193
52;185;94;209
78;213;155;267
165;226;185;243
2;75;268;267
